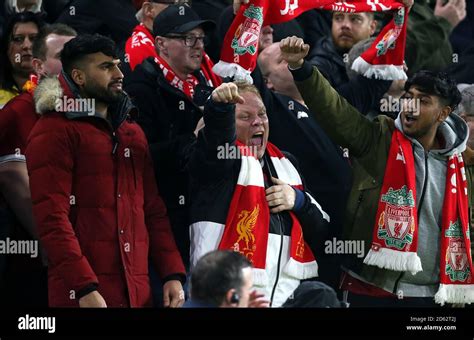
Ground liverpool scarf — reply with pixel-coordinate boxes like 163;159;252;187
364;130;474;305
214;0;408;83
126;24;157;71
218;141;318;285
155;53;222;100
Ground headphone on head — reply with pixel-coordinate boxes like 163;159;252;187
230;292;240;304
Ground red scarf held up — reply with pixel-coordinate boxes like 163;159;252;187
218;141;318;285
214;0;408;83
364;130;474;305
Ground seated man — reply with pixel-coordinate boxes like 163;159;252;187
188;81;333;307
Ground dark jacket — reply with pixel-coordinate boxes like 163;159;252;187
125;57;204;267
307;36;391;114
405;0;454;76
56;0;138;48
293;63;474;296
26;74;185;307
188;98;330;306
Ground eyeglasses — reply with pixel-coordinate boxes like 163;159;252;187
164;34;208;47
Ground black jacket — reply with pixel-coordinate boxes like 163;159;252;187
56;0;137;49
307;36;391;114
125;58;204;266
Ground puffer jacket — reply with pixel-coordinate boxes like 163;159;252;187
26;73;185;307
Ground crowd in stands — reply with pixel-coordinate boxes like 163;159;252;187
0;0;473;308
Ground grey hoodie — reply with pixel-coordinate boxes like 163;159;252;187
394;113;469;297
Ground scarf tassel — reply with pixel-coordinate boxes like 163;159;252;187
364;248;422;275
435;284;474;306
351;57;407;81
284;258;319;280
212;61;253;84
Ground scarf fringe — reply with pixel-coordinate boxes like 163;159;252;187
435;284;474;306
212;61;253;84
351;57;407;81
252;268;269;286
283;258;318;280
363;248;422;275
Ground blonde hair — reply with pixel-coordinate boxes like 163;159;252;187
234;81;263;102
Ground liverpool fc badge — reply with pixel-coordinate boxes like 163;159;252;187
377;186;415;250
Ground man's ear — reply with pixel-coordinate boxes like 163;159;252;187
369;19;377;36
155;36;167;56
142;2;153;18
32;58;44;77
439;105;452;122
71;68;85;87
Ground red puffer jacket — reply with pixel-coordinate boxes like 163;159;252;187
26;74;185;307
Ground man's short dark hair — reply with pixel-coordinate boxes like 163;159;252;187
405;70;462;110
190;250;252;306
61;34;117;76
32;24;77;60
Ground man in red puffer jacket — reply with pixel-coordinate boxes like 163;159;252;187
26;34;186;308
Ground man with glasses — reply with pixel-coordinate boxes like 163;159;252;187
124;0;190;73
125;4;220;272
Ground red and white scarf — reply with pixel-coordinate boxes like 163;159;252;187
155;53;222;100
126;24;157;71
218;141;318;284
364;130;474;305
214;0;408;83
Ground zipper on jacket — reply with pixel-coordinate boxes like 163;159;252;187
269;212;284;307
111;131;119;155
393;151;429;294
265;154;285;307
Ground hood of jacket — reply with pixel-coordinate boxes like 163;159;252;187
394;112;469;157
34;72;137;128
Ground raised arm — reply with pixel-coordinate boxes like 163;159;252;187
280;36;380;158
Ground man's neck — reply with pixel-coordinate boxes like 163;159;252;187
416;129;443;151
142;20;152;32
161;56;189;80
95;102;108;119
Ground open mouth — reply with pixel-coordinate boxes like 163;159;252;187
249;132;264;147
404;115;417;124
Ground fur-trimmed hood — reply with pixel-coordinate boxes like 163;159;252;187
34;76;64;115
33;73;138;126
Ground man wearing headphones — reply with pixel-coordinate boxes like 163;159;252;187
184;250;269;308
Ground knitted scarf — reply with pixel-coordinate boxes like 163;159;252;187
214;0;408;83
218;141;318;285
364;130;474;305
155;53;222;100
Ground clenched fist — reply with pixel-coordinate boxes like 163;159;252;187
211;82;245;104
279;36;310;70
